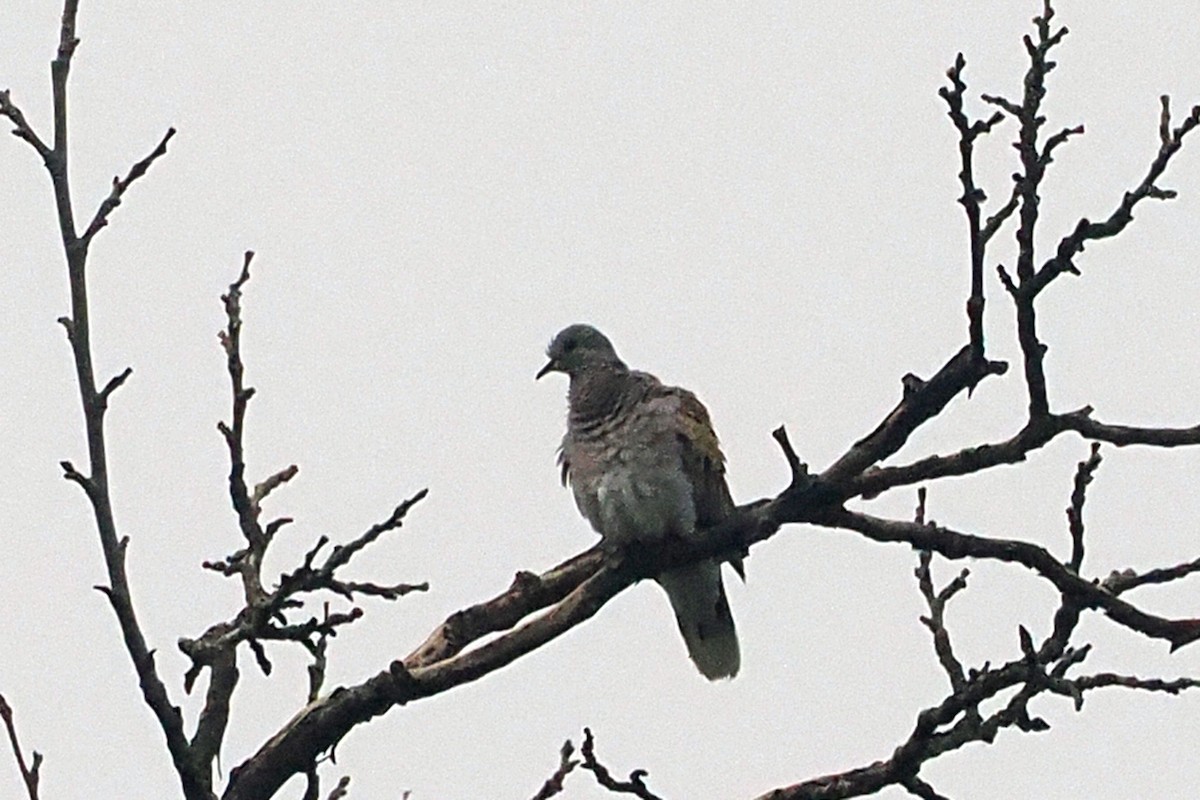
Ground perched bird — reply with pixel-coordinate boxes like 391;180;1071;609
537;324;740;680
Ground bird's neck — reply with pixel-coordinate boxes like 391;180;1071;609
568;363;632;427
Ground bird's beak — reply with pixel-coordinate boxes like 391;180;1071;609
535;359;558;380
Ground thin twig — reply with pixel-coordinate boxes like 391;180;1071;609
1066;442;1102;572
326;775;351;800
915;548;970;693
1029;97;1200;296
0;90;51;159
579;729;664;800
530;740;579;800
939;52;1006;357
0;695;41;800
1005;1;1070;418
1102;558;1200;595
80;127;176;245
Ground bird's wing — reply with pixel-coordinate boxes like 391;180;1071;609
650;383;734;528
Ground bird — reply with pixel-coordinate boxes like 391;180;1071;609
537;323;740;680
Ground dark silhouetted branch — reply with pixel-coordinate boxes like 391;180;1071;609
0;695;41;800
530;740;579;800
579;728;664;800
1005;0;1070;418
80;127;175;245
325;776;350;800
1073;673;1200;694
223;564;627;800
180;257;431;797
817;345;1008;490
902;776;950;800
1102;557;1200;595
851;416;1060;500
1060;409;1200;447
1066;442;1102;572
3;1;202;795
1029;96;1200;297
0;90;50;160
939;52;1007;357
915;549;970;693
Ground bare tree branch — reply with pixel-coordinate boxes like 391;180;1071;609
1102;558;1200;595
0;695;41;800
177;255;432;797
530;740;579;800
218;251;266;557
79;126;176;245
915;548;970;693
1073;673;1200;695
1008;0;1069;418
852;416;1059;500
1066;442;1102;573
1061;410;1200;447
1028;96;1200;297
852;406;1200;502
902;776;951;800
938;52;1007;357
816;345;1008;491
406;550;603;666
97;366;133;408
0;90;51;159
4;1;205;795
222;562;626;800
579;728;664;800
325;775;350;800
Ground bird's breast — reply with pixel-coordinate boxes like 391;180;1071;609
576;458;695;546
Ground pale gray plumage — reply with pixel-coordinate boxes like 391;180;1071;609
537;324;740;680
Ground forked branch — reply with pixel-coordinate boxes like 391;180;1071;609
2;1;198;795
0;695;41;800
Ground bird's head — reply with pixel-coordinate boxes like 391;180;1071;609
536;324;625;380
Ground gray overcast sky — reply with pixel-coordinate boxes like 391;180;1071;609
3;2;1200;798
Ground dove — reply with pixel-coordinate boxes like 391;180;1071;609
538;324;740;679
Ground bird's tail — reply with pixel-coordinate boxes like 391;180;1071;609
657;561;740;680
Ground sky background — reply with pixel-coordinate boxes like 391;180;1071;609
3;2;1200;798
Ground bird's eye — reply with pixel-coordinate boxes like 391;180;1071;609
563;339;578;353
